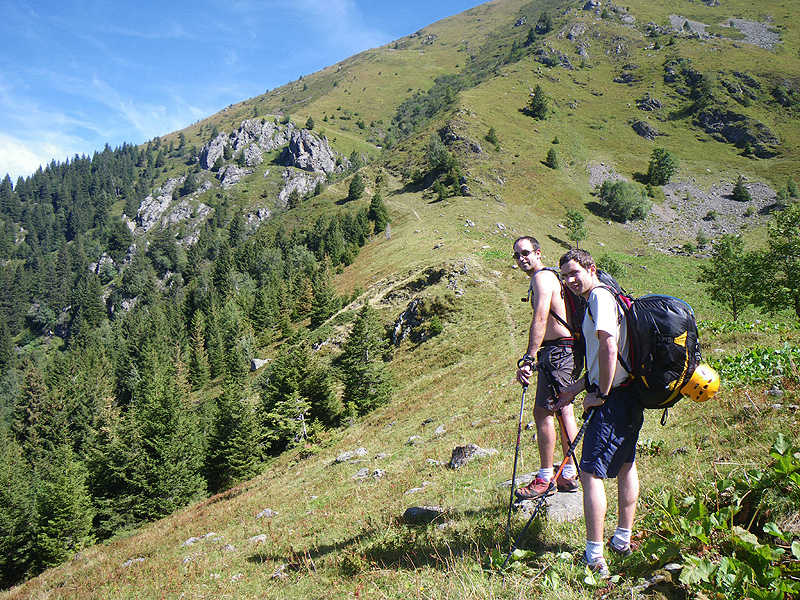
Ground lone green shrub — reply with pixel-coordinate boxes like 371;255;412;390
598;180;650;222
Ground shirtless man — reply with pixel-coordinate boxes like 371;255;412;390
512;236;580;499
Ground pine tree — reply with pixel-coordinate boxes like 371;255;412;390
348;173;365;202
204;377;260;493
0;433;35;588
545;147;560;169
13;361;68;459
123;346;206;521
309;268;339;328
340;305;392;415
0;320;13;372
32;445;95;571
259;343;340;452
368;193;389;233
732;175;752;202
189;310;210;389
526;85;549;120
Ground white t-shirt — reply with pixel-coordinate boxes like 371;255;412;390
583;286;629;388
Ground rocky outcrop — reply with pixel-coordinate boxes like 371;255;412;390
277;169;325;208
535;46;574;70
281;129;340;174
694;108;779;157
218;165;253;189
137;177;184;232
439;123;482;155
231;118;293;157
637;94;662;111
199;118;295;171
632;120;661;140
200;134;229;170
246;208;272;227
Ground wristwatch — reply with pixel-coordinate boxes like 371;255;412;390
597;391;610;400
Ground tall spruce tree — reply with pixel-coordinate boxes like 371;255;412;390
0;433;35;588
340;305;392;415
309;267;339;328
121;345;205;521
204;376;260;493
368;193;389;233
189;310;211;389
32;444;95;571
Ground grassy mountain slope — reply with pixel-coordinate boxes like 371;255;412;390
5;0;800;597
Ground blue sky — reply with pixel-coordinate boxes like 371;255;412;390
0;0;483;181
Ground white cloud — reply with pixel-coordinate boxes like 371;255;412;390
0;132;74;180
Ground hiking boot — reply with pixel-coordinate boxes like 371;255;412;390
608;537;633;557
514;476;555;500
556;472;579;492
581;551;610;578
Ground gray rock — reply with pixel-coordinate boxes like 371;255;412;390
122;557;146;568
448;443;498;469
137;177;184;232
499;472;537;488
636;94;662;111
514;17;527;27
277;169;324;208
621;14;635;24
372;469;386;479
567;23;586;40
334;447;368;463
281;129;340;174
694;108;779;157
403;505;446;525
632;120;661;140
407;435;422;446
248;534;268;544
250;358;269;371
182;536;203;547
256;508;277;519
222;544;236;552
353;467;371;480
246;207;272;227
583;0;601;11
517;489;583;523
426;459;443;467
434;425;446;436
200;133;229;170
218;165;253;188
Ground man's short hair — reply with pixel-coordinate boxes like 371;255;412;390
513;235;540;251
559;248;595;270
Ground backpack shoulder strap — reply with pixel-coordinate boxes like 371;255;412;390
586;285;633;375
535;268;577;333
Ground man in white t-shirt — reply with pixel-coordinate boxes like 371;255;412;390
554;249;644;577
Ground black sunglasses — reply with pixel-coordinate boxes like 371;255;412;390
513;249;533;260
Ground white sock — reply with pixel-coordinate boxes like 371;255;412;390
611;527;631;549
562;463;577;479
585;540;604;563
537;467;554;481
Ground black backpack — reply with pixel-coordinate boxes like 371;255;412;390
592;286;702;422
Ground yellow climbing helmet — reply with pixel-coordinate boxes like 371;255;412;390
680;363;720;402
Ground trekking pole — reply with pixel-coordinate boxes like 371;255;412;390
505;380;528;548
499;407;597;571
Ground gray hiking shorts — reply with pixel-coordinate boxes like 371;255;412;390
535;340;578;411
